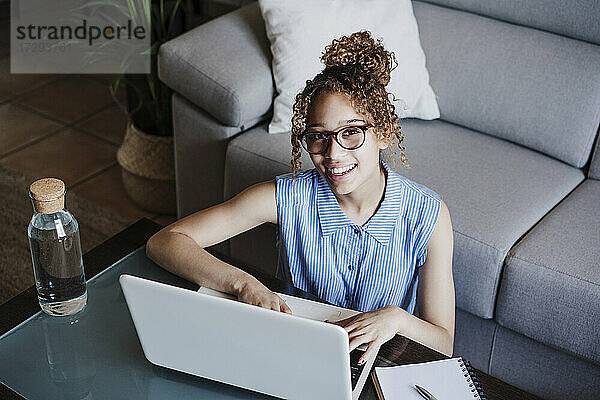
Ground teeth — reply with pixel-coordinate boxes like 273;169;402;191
330;164;356;175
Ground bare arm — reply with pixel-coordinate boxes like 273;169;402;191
396;200;455;356
146;181;291;313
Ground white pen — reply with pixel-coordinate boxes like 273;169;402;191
414;384;439;400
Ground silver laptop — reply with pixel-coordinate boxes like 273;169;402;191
120;274;378;400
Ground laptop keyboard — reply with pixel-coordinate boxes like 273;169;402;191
350;348;366;390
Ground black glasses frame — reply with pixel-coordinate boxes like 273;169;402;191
298;124;372;155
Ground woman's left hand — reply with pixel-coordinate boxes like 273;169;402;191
327;305;405;364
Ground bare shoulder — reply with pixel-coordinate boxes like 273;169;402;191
430;200;453;247
437;200;452;227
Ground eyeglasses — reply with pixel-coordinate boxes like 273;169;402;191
298;124;372;155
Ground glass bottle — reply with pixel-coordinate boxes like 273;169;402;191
27;178;87;316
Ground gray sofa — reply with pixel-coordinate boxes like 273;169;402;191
158;1;600;399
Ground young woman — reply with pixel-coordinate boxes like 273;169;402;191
146;31;455;362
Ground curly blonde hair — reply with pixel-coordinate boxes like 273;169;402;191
290;30;409;176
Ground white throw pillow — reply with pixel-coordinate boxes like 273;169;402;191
258;0;440;134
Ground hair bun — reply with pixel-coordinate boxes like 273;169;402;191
321;30;396;86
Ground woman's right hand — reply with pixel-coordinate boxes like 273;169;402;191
236;278;292;314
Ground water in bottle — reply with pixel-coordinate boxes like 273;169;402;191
27;178;87;316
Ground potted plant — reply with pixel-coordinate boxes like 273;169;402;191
110;0;184;214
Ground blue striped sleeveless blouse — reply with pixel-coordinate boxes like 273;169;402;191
275;162;442;314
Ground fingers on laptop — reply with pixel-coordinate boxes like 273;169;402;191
349;334;373;353
260;300;280;311
278;297;292;314
328;315;358;327
256;296;291;314
358;341;383;365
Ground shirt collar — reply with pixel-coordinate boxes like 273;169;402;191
316;161;403;245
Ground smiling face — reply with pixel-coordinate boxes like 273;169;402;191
305;92;388;197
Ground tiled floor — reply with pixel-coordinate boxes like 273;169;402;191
0;8;176;228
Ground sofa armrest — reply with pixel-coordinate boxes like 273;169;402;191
158;2;274;128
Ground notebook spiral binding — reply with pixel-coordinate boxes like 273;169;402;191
457;358;488;400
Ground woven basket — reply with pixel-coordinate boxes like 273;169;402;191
116;123;176;214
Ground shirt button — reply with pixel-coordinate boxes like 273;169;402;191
348;265;354;270
353;227;360;234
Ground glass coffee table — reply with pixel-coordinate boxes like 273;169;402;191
0;218;542;400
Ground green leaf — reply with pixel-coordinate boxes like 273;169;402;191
160;0;166;32
125;0;139;25
142;0;151;27
96;10;122;27
73;1;129;16
139;41;159;55
146;74;156;99
166;0;183;39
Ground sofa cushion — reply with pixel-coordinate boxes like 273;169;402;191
413;1;600;168
418;0;600;44
159;3;273;127
491;326;600;400
224;123;300;199
225;119;585;318
496;179;600;365
453;309;497;374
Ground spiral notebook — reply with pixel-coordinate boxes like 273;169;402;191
371;357;487;400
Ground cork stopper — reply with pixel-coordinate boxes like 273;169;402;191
29;178;66;214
